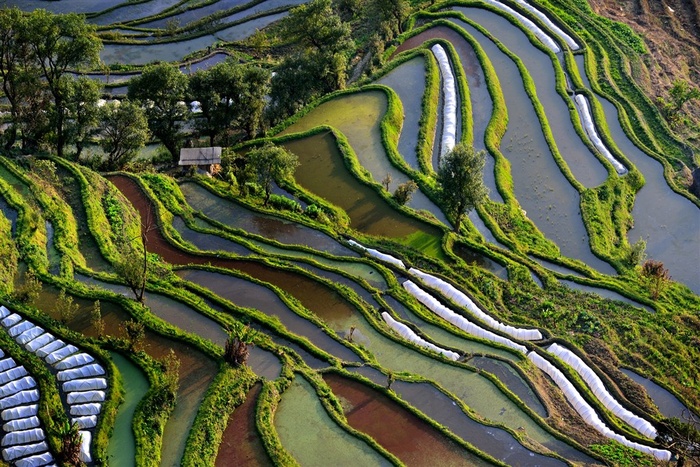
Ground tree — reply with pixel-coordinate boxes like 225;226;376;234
247;143;299;206
641;259;671;300
381;172;392;191
393;180;418;205
371;0;410;35
280;0;353;55
12;269;42;305
189;61;270;145
655;416;700;467
63;76;101;160
97;100;149;170
627;238;647;267
90;300;105;339
24;9;101;158
224;322;258;367
128;63;189;164
55;289;79;324
437;143;488;232
56;421;82;466
120;318;146;352
268;54;321;123
658;80;700;127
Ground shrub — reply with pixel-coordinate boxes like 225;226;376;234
268;194;302;213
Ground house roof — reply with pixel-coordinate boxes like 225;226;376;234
178;147;222;165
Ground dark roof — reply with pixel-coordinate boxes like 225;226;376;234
178;147;222;165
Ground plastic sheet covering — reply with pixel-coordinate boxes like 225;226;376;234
54;353;94;371
0;366;28;385
67;391;105;404
1;314;21;329
14;452;54;467
0;376;36;398
1;404;38;421
2;441;48;462
1;428;45;446
63;378;107;393
0;390;40;410
511;0;579;49
481;0;560;52
25;333;55;353
404;280;527;353
528;352;671;461
408;268;542;340
72;415;97;429
70;403;101;417
79;430;92;463
0;358;16;373
431;44;457;161
36;340;66;359
45;345;79;366
574;94;626;174
8;321;34;338
0;306;10;319
57;364;105;382
381;312;460;360
3;415;40;432
547;343;657;438
347;239;406;269
16;326;44;346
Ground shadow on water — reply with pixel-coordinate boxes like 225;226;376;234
453;242;508;280
620;368;699;422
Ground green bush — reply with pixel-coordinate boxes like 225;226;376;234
269;194;302;212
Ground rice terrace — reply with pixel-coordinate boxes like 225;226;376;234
0;0;698;465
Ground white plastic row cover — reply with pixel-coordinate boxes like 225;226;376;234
1;313;21;329
347;239;406;269
528;352;671;461
511;0;579;49
58;364;105;382
2;404;38;421
381;312;460;360
1;427;45;446
80;431;92;463
0;358;15;372
45;344;79;366
14;452;54;467
3;415;40;432
2;441;48;462
63;378;108;393
574;94;627;174
547;343;657;439
431;44;458;161
0;366;28;385
70;403;101;417
72;415;98;430
404;280;527;354
480;0;561;53
0;390;39;410
8;320;33;337
67;391;106;405
409;268;543;340
55;353;94;371
0;376;36;399
17;326;44;346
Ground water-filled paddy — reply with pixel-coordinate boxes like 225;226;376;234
279;132;444;255
216;383;270;466
453;242;508;279
106;352;149;466
275;376;393;465
90;0;184;26
560;279;653;312
4;0;118;14
279;90;451;226
620;368;698;420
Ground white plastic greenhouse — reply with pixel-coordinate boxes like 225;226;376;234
381;312;460;360
8;321;34;338
67;390;106;405
36;340;66;359
403;280;527;353
79;430;92;463
72;415;98;430
0;366;28;385
0;306;9;319
348;239;406;269
547;343;657;438
3;415;40;432
55;353;95;371
63;378;108;393
431;44;458;161
70;403;102;417
2;441;48;462
0;376;36;399
0;358;16;372
1;428;45;447
574;94;627;174
1;314;22;329
57;364;105;382
1;404;38;421
0;390;40;410
16;326;44;346
25;333;55;353
512;0;579;49
45;344;80;366
409;268;542;340
481;0;561;53
14;452;54;467
528;352;671;461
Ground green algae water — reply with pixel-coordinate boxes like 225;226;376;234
107;352;149;467
274;376;393;466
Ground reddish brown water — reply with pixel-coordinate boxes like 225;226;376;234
323;373;491;466
215;383;269;467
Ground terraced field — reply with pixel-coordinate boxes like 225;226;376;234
0;0;699;466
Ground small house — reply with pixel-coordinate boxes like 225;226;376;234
178;147;222;175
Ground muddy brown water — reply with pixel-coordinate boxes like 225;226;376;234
324;373;493;466
215;383;270;467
